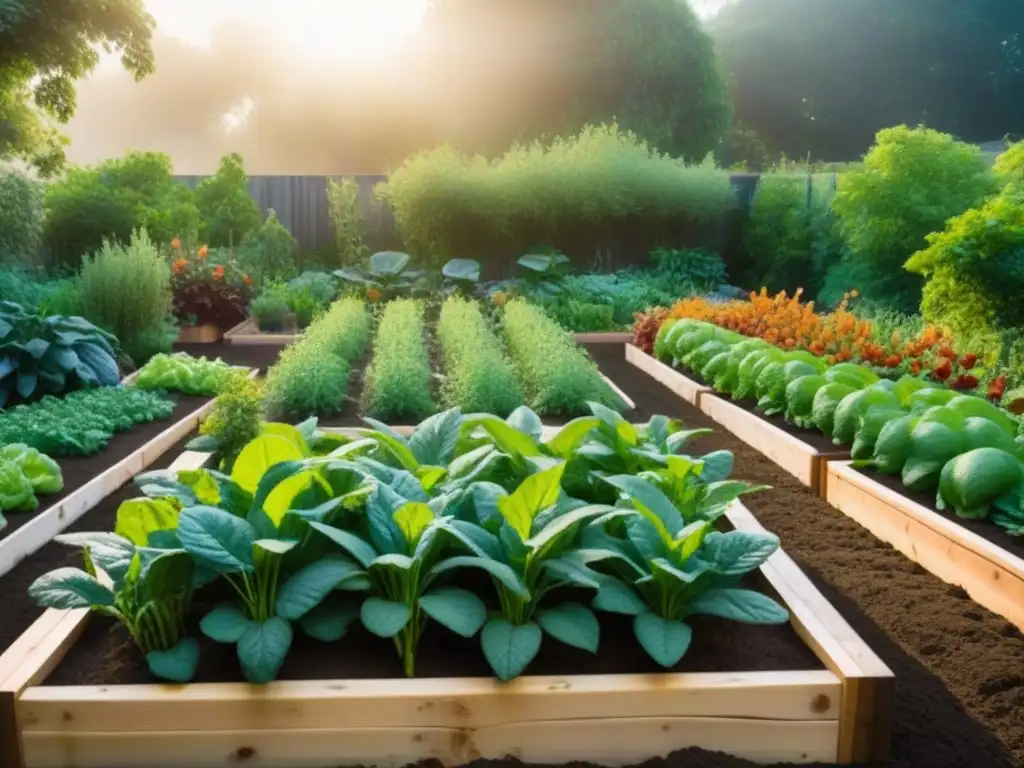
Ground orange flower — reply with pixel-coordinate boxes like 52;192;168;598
172;257;188;274
171;238;181;250
491;291;508;307
850;289;859;298
367;288;383;302
213;265;225;281
243;274;253;286
198;246;209;260
910;360;921;375
883;354;901;368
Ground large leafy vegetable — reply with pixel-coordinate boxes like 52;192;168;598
136;353;233;396
831;387;901;446
783;375;828;428
30;533;199;682
0;444;63;514
0;387;174;456
0;301;121;408
936;448;1023;521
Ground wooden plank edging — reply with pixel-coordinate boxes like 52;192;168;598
826;461;1024;633
574;332;633;344
624;345;711;407
224;317;298;346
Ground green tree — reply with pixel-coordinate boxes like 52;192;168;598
417;0;730;160
0;0;154;174
195;153;261;247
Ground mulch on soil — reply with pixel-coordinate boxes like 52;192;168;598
859;466;1024;558
0;394;209;543
0;431;203;655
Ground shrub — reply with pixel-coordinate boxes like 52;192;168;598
502;299;625;415
44;152;200;266
0;166;44;265
650;248;728;291
326;178;370;268
251;287;290;332
905;183;1024;358
195;153;261;247
77;229;173;365
437;297;522;415
263;298;371;418
539;299;618;333
362;299;435;421
236;209;299;285
0;267;78;316
994;141;1024;182
170;244;251;330
831;126;998;313
741;173;842;297
193;372;263;472
381;123;735;266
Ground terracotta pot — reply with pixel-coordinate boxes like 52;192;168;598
176;323;224;344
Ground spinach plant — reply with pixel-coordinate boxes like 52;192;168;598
585;475;789;667
30;532;199;682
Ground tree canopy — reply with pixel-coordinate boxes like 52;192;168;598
0;0;154;174
713;0;1024;160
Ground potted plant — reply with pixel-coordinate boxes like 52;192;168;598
170;241;253;342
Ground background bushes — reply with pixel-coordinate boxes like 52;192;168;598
195;153;261;247
381;123;735;270
0;166;44;265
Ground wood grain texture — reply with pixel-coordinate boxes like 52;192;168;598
625;345;710;407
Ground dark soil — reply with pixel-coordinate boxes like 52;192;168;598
858;467;1024;558
0;394;209;543
0;430;202;655
664;356;843;454
171;341;284;375
7;343;1024;768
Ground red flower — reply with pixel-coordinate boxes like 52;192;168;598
171;237;182;250
213;265;225;281
910;360;921;375
198;246;209;260
933;360;952;381
939;346;957;359
988;375;1007;401
243;274;253;286
960;353;977;370
950;375;979;391
883;354;901;368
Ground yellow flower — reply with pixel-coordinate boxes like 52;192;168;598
492;291;509;307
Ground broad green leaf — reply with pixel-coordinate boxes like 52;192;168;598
633;612;692;667
435;518;503;560
371;553;415;571
177;506;256;573
602;474;683;537
498;463;566;540
699;531;779;576
178;469;254;517
592;575;648;615
409;409;462;465
29;568;115;609
259;423;311;455
232;434;307;494
419;587;487;638
114;498;181;547
589;401;638;445
651;558;702;591
666;429;713;454
360;417;409;444
689;588;790;624
541;555;601;589
366;483;407;555
55;532;135;584
471;482;507;531
480;619;542;681
544;417;601;458
700;481;769;515
428;555;529;599
416;466;448;492
276;559;364;620
697;450;734;482
237;617;293;683
360;597;411;637
527;504;613;554
146;637;200;683
393;502;434;545
352;428;420;471
466;415;542;462
254;538;298;556
506;406;543;440
200;604;253;643
307;521;377;568
536;602;599;652
672;520;710;559
264;470;331;527
299;602;359;642
140;551;194;603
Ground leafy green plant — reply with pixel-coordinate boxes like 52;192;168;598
287;272;337;306
77;228;173;364
194;153;262;247
362;299;435;421
264;298;372;418
0;387;174;456
442;259;482;296
236;210;299;285
0;165;44;265
832;126;999;312
250;287;292;332
437;297;522;416
994;140;1024;182
0;268;78;317
502;299;626;415
0;301;121;407
30;534;199;682
135;353;234;397
335;252;428;299
187;373;263;472
0;443;63;515
585;474;787;667
650;247;728;292
326;177;371;268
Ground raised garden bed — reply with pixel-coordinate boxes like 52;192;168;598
825;461;1024;632
0;440;892;768
625;343;711;406
174;323;223;344
223;316;300;346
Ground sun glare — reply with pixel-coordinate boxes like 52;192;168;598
147;0;428;61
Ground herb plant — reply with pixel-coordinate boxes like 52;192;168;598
361;299;435;421
187;372;263;472
502;299;626;415
437;296;522;416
